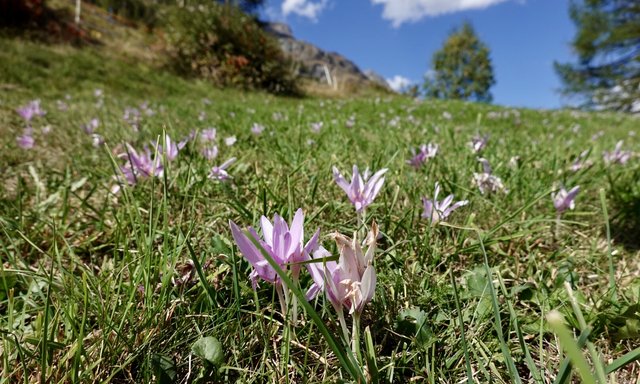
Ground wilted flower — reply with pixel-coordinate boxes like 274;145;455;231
200;128;217;142
82;118;100;134
17;133;35;149
553;186;580;213
421;182;468;225
202;146;218;160
224;136;237;146
251;123;265;135
229;208;319;289
469;134;489;153
603;141;632;165
407;143;438;168
333;165;388;212
306;223;378;316
473;158;507;194
208;157;236;181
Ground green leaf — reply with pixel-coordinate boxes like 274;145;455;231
192;336;224;367
151;353;177;384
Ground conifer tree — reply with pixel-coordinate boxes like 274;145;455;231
424;22;495;103
555;0;640;112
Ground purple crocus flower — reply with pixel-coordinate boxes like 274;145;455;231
82;118;100;134
17;133;35;149
569;150;593;172
120;143;163;179
421;182;468;225
306;223;378;316
17;100;45;122
152;134;185;161
229;208;320;289
469;134;489;153
553;186;580;213
333;165;388;212
200;128;217;142
208;158;236;181
603;141;632;165
407;143;438;168
123;107;141;131
202;146;219;160
251;123;265;135
310;122;323;133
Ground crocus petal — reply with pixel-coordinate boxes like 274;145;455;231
357;265;376;313
288;208;304;251
332;167;352;197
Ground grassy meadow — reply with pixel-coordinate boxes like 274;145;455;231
1;33;640;383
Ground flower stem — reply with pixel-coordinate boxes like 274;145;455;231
337;310;350;344
352;313;363;366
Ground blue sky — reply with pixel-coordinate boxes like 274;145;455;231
262;0;577;109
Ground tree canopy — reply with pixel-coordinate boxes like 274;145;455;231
554;0;640;112
424;22;495;103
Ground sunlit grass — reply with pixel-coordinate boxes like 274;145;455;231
1;35;639;383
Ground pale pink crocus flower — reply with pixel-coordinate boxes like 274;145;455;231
202;146;218;160
473;158;508;194
306;223;378;341
224;136;237;146
421;182;468;225
333;165;388;213
469;134;489;153
200;128;217;142
310;122;323;133
251;123;265;135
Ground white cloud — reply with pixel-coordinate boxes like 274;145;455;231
386;75;412;92
282;0;328;21
371;0;512;27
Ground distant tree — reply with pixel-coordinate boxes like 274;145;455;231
424;22;495;103
554;0;640;112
